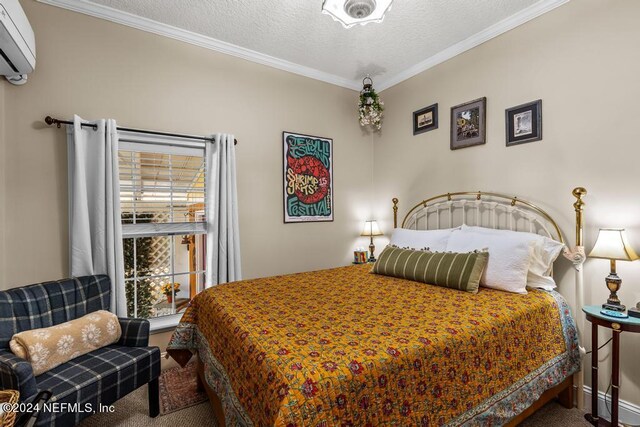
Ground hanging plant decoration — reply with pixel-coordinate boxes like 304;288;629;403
358;76;384;131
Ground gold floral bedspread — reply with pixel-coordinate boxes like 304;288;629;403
168;264;579;426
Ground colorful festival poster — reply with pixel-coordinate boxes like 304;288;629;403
283;132;333;223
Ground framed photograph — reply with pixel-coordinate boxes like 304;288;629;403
450;97;487;150
283;131;334;223
505;99;542;146
413;103;438;135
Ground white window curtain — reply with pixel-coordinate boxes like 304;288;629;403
67;115;127;315
205;133;241;287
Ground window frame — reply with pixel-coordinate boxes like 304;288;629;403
117;132;207;331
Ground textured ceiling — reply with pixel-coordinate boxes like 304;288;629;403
71;0;556;89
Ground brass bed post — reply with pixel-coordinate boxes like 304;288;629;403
569;187;587;410
392;198;399;229
573;187;586;246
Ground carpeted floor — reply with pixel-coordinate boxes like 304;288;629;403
79;389;591;427
520;402;591;426
78;386;215;427
78;363;591;427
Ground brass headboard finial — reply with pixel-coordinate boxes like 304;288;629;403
572;187;587;246
392;198;399;228
572;187;587;207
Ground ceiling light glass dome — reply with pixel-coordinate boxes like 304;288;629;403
321;0;394;29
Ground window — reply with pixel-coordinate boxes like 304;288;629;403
118;133;207;328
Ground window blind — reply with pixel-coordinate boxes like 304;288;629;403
118;136;206;238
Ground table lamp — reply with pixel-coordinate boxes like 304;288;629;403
361;220;383;262
588;228;639;312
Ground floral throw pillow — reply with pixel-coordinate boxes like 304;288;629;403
9;310;122;375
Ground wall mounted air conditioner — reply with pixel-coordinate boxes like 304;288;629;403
0;0;35;85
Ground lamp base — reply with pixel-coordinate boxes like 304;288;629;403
602;302;626;312
603;271;624;312
368;238;376;264
629;306;640;319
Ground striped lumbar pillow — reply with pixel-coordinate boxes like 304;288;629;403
372;245;488;293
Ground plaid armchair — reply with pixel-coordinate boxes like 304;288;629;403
0;275;161;426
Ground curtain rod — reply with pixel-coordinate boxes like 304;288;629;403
44;116;238;145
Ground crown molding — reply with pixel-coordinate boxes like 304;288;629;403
376;0;570;91
37;0;569;93
36;0;362;91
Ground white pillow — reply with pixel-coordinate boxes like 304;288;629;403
389;227;459;252
526;236;565;290
446;227;535;294
460;225;564;290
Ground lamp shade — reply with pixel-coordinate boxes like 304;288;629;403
588;228;639;261
361;220;383;237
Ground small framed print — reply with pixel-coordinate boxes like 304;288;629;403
450;97;486;150
505;99;542;146
413;103;438;135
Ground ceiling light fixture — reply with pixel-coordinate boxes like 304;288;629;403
321;0;394;29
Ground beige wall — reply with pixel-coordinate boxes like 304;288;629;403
1;1;373;289
373;0;640;409
149;331;178;370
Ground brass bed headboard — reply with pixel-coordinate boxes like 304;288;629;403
392;191;575;244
